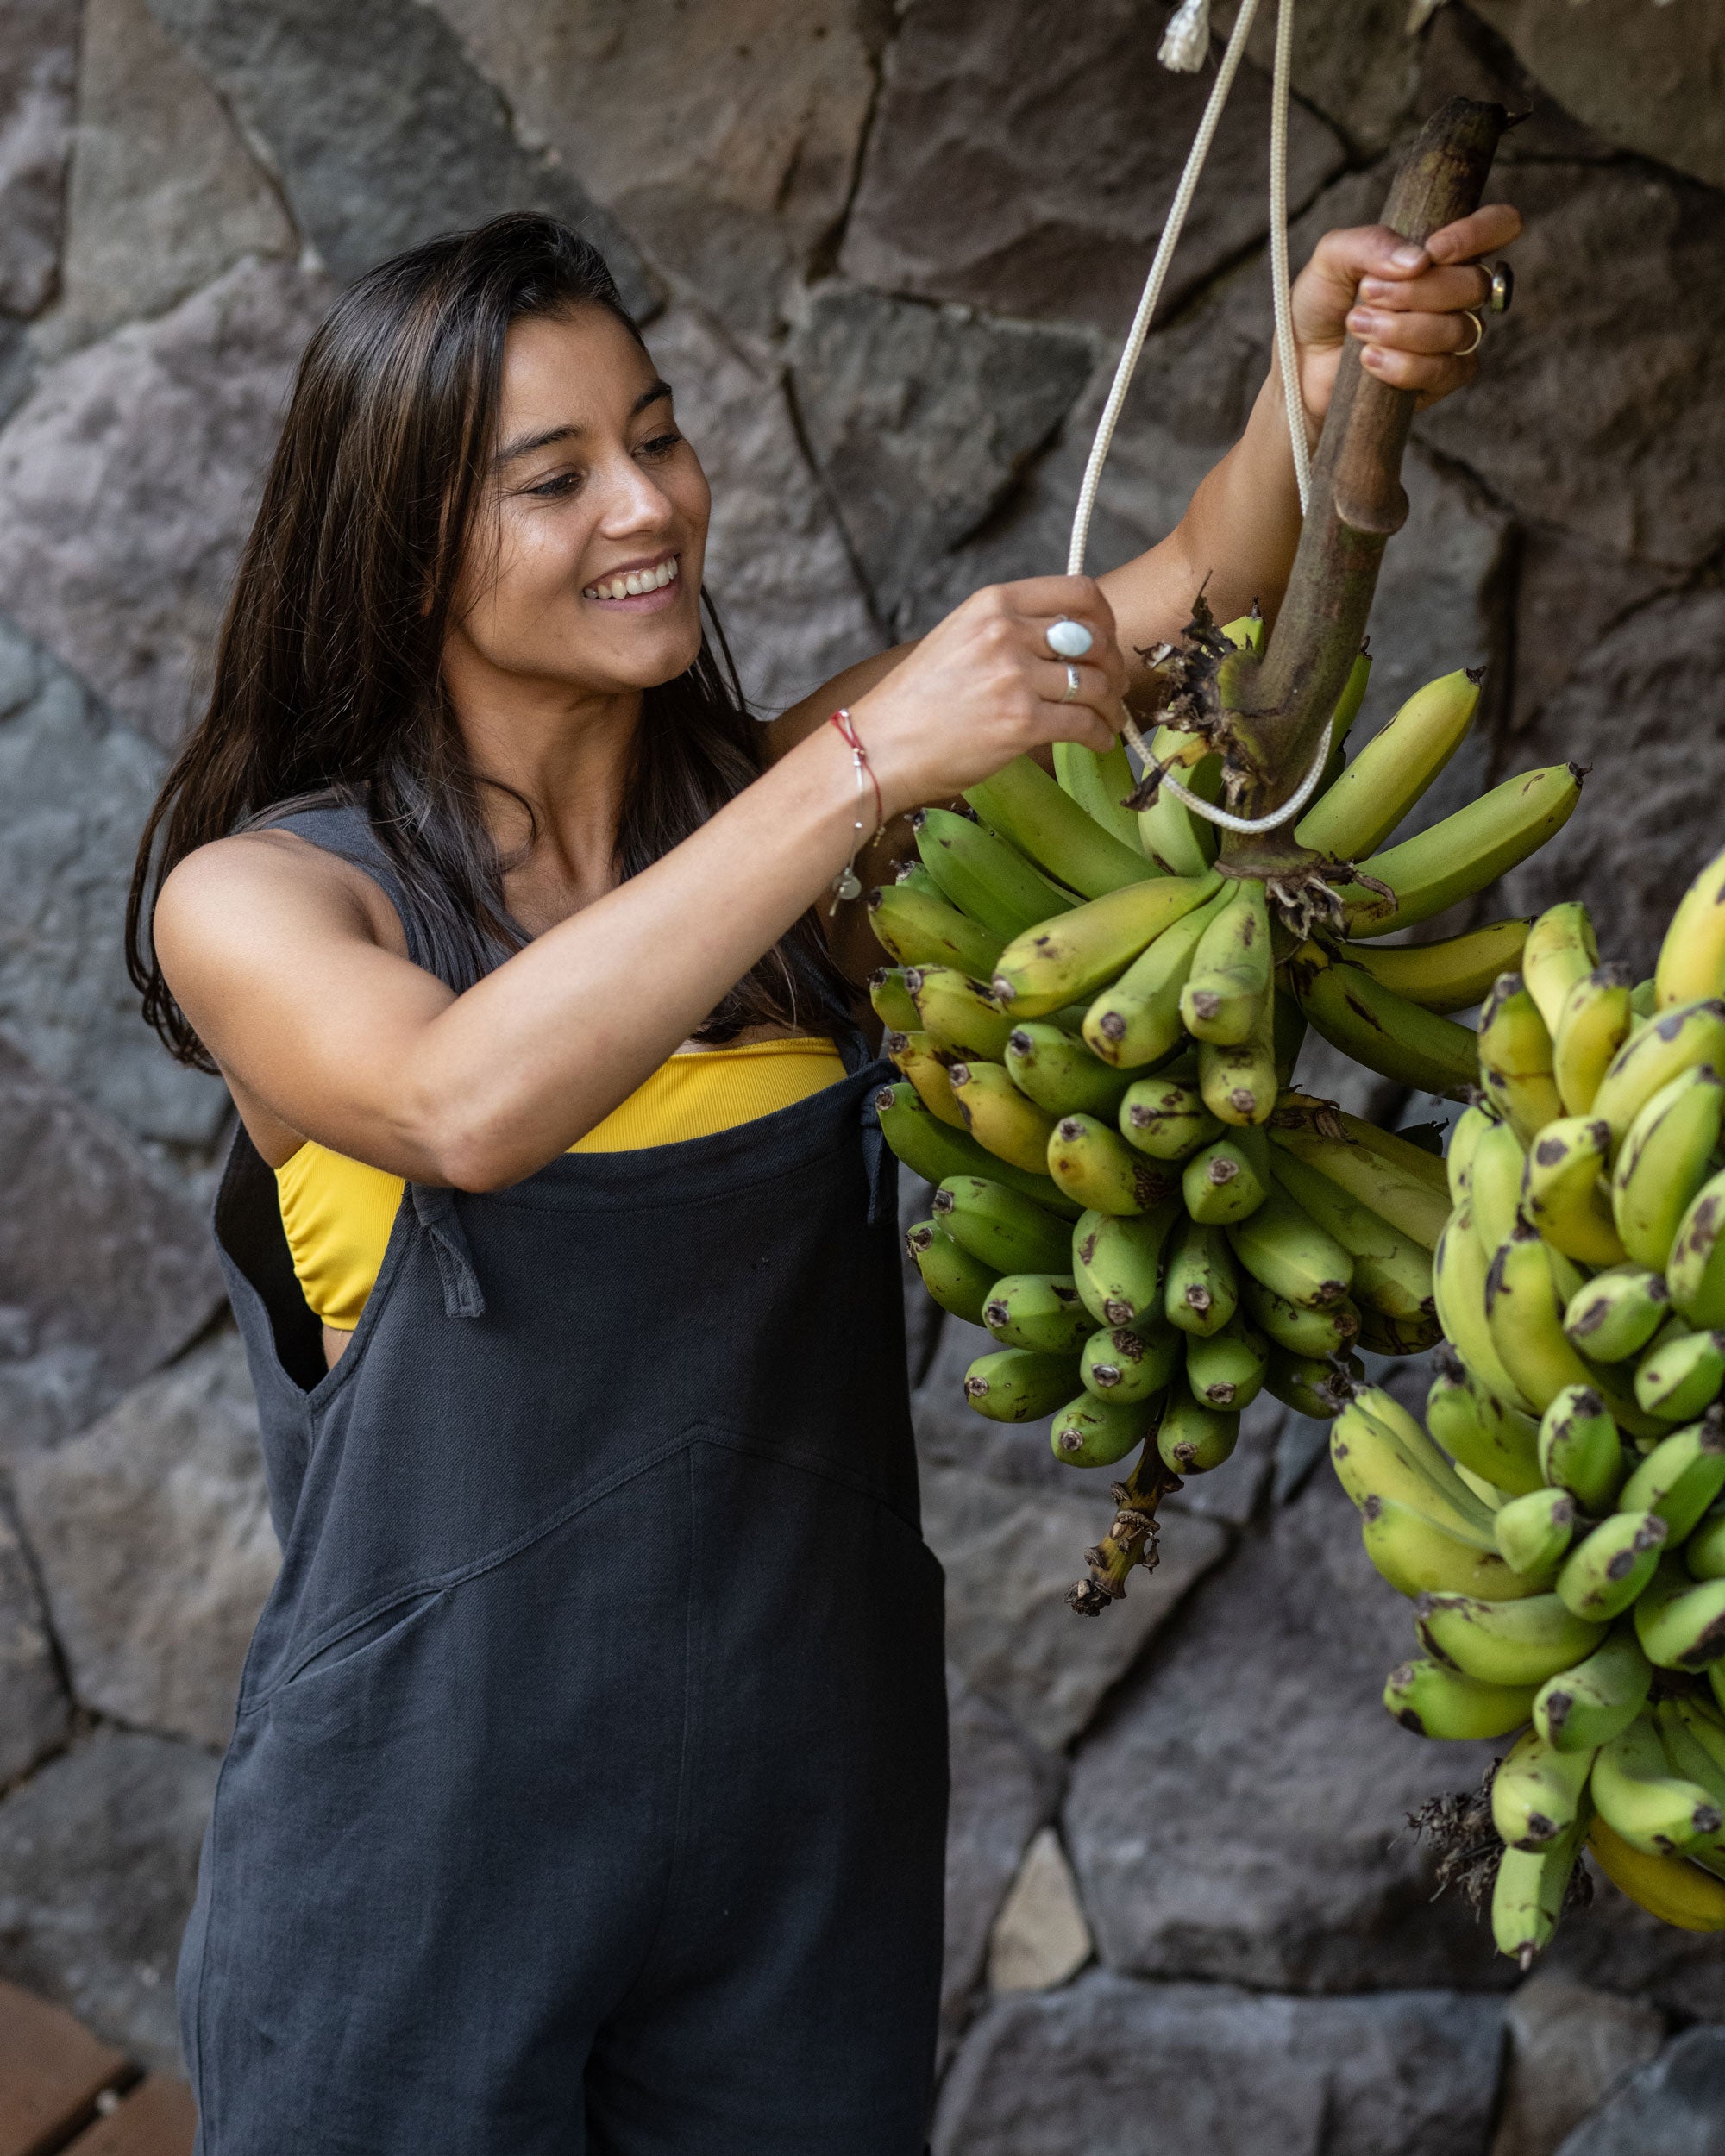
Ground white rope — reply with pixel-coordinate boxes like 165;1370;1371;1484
1069;0;1331;838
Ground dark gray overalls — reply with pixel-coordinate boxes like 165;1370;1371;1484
176;805;949;2153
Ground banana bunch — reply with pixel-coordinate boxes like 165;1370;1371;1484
1338;848;1725;1959
869;611;1586;1612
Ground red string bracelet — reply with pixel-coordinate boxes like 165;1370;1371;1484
827;707;885;909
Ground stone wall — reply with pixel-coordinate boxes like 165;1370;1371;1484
0;1;1721;2145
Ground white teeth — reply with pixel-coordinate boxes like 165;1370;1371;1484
624;573;644;595
607;579;628;599
586;559;678;600
667;556;679;582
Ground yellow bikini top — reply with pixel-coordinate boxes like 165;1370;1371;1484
276;1036;848;1332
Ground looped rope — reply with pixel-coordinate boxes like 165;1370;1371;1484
1070;0;1327;838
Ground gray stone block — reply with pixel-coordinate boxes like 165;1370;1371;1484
0;255;333;751
0;1499;69;1782
1553;2026;1725;2156
1064;1471;1502;1990
1490;1975;1665;2156
789;285;1094;634
0;0;76;318
13;1332;278;1750
0;1036;223;1457
0;1726;218;2074
0;613;228;1144
143;0;651;310
840;0;1344;335
933;1969;1506;2156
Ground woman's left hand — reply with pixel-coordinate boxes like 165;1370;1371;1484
1291;203;1523;425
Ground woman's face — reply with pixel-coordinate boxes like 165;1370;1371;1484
448;304;711;698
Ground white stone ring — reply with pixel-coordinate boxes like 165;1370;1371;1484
1047;617;1094;661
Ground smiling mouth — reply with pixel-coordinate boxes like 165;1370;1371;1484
583;555;681;602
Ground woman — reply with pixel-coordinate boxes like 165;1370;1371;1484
134;200;1516;2153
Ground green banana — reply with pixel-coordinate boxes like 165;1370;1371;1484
1417;1590;1607;1687
1339;918;1534;1015
1633;1554;1725;1670
1341;763;1585;939
1493;1811;1589;1969
1384;1657;1536;1740
981;1273;1095;1356
868;881;1006;979
1689;1503;1725;1582
1355;1304;1443;1357
1197;987;1281;1128
1494;1487;1578;1584
966;755;1149;899
1555;1509;1670;1621
947;1060;1059;1174
1591;997;1725;1156
1523;1115;1628;1269
1269;1110;1450;1251
904;1220;996;1326
1267;1347;1362;1420
1492;1724;1596;1850
1478;973;1565;1145
1534;1626;1653;1753
1341;1107;1453;1198
1052;737;1145;853
991;874;1219;1018
1072;1200;1182;1327
1185;1312;1269;1411
1654;843;1725;1010
1080;1318;1182;1403
1521;902;1600;1037
1004;1022;1134;1120
1156;1388;1239;1476
885;1031;967;1130
1138;728;1221;877
1180;879;1272;1046
1446;1100;1495;1208
1226;1180;1353;1313
907;966;1016;1062
1668;1169;1725;1328
1427;1348;1543;1494
1591;1709;1722;1854
875;1083;1082;1218
894;862;942;899
1267;1148;1433;1328
1613;1065;1725;1273
1468;1116;1527;1259
1120;1074;1220;1162
914;805;1076;941
870;966;920;1033
1329;1395;1498;1543
962;1347;1081;1423
1051;1390;1154;1468
1082;887;1231;1069
1538;1383;1628;1513
1632;977;1659;1021
1433;1203;1536;1414
1621;1413;1725;1542
1241;1276;1360;1357
1564;1266;1672;1365
1554;964;1634;1117
1362;1494;1540;1599
1295;667;1481;860
1163;1219;1240;1338
1288;945;1477;1100
1182;1131;1272;1227
1635;1327;1725;1423
1048;1112;1179;1216
932;1175;1073;1276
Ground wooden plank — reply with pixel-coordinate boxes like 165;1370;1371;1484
62;2078;196;2156
0;1980;132;2156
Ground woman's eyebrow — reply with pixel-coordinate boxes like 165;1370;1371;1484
494;381;674;468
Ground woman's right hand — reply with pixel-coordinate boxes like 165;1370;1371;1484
848;574;1128;822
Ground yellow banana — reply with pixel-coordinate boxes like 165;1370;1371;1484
1295;667;1481;861
1521;902;1599;1036
1047;1112;1180;1216
1338;918;1533;1015
947;1061;1059;1173
875;1081;1083;1217
1635;1327;1725;1425
1655;843;1725;1010
1361;1494;1541;1600
1553;965;1634;1116
1342;763;1584;939
991;874;1220;1018
966;755;1151;899
1612;1065;1725;1273
1138;727;1222;877
1669;1169;1725;1328
1432;1202;1537;1415
1587;1817;1725;1930
868;881;1006;979
1634;1553;1725;1669
1469;1115;1528;1257
1267;1104;1450;1250
1493;1486;1578;1583
885;1031;967;1130
1180;879;1272;1045
1198;985;1280;1128
1269;1150;1434;1327
1445;1100;1496;1207
906;965;1016;1062
1082;886;1231;1068
1426;1346;1543;1493
1523;1114;1628;1268
1591;1710;1722;1854
1329;1392;1499;1542
1288;944;1477;1100
1416;1589;1606;1687
1591;996;1725;1156
1564;1266;1672;1364
1486;1225;1625;1417
1477;973;1565;1144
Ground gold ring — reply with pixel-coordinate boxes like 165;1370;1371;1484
1456;309;1485;358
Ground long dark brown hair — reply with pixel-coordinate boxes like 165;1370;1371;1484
129;212;850;1071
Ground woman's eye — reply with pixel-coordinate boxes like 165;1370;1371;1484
639;431;683;459
527;470;582;498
